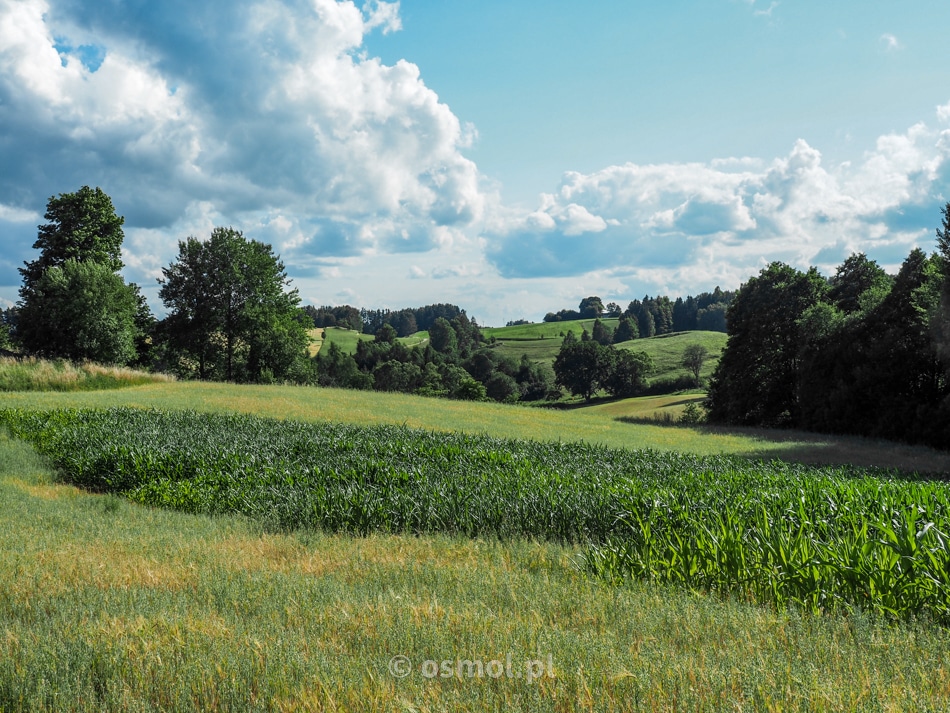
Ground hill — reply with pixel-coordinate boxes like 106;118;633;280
616;331;728;385
485;322;728;389
308;327;429;357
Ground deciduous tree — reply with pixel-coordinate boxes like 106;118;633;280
158;227;309;382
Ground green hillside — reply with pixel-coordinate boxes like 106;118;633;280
483;318;619;341
486;321;728;386
617;331;728;384
308;327;429;357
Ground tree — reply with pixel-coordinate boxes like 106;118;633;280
158;227;309;382
16;187;147;364
315;341;371;389
591;318;613;346
603;349;653;398
0;307;17;352
706;262;827;427
935;203;950;367
20;186;125;295
429;317;458;355
578;296;605;319
17;260;139;364
681;344;710;385
828;253;891;314
553;340;611;401
613;316;638;343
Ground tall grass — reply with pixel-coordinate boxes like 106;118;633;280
3;406;949;623
0;357;174;392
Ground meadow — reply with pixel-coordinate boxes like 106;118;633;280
4;430;950;711
3;406;949;623
308;328;429;357
2;376;950;710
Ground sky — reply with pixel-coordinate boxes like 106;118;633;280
2;0;950;326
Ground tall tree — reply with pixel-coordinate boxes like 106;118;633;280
553;340;611;401
158;227;309;382
681;344;710;385
602;349;653;398
828;253;892;314
20;186;125;294
17;260;139;364
613;316;639;343
706;262;827;427
17;187;146;364
578;296;605;319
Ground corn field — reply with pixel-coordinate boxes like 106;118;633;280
1;407;947;622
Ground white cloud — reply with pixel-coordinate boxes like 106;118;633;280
0;204;39;223
488;106;950;282
0;0;486;280
753;2;779;18
880;33;902;52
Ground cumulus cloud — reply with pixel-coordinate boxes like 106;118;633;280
488;109;950;284
0;0;485;292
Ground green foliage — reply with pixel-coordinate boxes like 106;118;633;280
4;406;950;623
19;186;124;294
578;295;605;318
428;316;457;355
554;340;611;401
591;318;613;346
17;260;140;364
602;349;653;398
158;227;309;383
681;343;710;385
707;262;827;427
612;315;638;343
828;253;892;314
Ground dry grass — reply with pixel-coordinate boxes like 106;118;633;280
0;357;175;392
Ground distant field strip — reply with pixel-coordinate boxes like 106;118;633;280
3;406;949;622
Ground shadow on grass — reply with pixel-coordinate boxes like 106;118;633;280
616;415;950;478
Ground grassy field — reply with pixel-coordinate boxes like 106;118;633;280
484;323;728;389
616;331;728;384
482;319;620;341
1;380;949;473
308;328;430;357
2;430;950;711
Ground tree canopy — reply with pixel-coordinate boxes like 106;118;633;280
20;186;125;295
158;227;310;382
16;186;145;364
18;260;139;364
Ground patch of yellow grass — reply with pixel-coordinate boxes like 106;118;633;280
0;356;175;391
6;476;82;500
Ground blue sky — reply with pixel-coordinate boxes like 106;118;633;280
2;0;950;325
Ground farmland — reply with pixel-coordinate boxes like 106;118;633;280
484;323;728;389
3;406;949;623
1;380;950;710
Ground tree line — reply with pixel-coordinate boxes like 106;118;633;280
9;186;312;383
707;211;950;450
542;289;734;336
302;303;468;337
315;315;559;403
